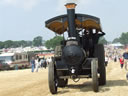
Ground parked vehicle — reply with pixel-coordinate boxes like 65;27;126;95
0;61;10;70
0;52;30;70
45;3;106;94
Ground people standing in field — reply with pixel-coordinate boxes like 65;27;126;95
40;58;44;68
35;56;40;72
43;58;47;69
123;50;128;70
123;49;128;80
30;57;35;72
105;55;109;66
40;57;47;69
114;55;117;62
119;56;124;69
47;57;52;65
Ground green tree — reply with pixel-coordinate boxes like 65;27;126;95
98;37;107;45
0;41;4;49
13;41;20;48
45;40;51;49
19;40;32;47
12;40;32;48
120;32;128;45
0;40;33;49
112;38;120;43
33;36;43;46
42;40;45;46
26;41;33;46
19;40;26;47
45;36;63;49
4;40;14;48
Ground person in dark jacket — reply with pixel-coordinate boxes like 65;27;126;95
123;49;128;80
123;52;128;59
123;50;128;70
30;57;35;72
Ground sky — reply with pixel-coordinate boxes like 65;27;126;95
0;0;128;42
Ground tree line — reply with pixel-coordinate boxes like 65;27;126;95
0;36;43;49
0;31;128;49
112;32;128;45
0;35;107;49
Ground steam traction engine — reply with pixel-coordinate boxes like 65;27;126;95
45;3;106;94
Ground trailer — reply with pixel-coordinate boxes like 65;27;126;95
0;52;30;70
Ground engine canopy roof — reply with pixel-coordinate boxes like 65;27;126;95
45;14;103;35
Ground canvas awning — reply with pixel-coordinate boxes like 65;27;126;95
45;14;103;34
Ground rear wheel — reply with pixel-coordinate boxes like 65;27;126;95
48;60;57;94
91;58;99;92
94;44;106;85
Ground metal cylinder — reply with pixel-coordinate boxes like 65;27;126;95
62;45;84;65
65;3;77;38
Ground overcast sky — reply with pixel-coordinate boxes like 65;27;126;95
0;0;128;41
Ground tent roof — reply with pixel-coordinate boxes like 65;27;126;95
0;53;14;57
110;43;124;47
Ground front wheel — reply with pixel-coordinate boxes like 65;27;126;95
91;58;99;92
94;44;106;85
48;60;57;94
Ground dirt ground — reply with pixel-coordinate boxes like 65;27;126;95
0;61;128;96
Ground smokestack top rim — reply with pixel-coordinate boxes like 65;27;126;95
65;3;77;9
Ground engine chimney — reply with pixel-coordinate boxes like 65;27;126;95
65;3;77;39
